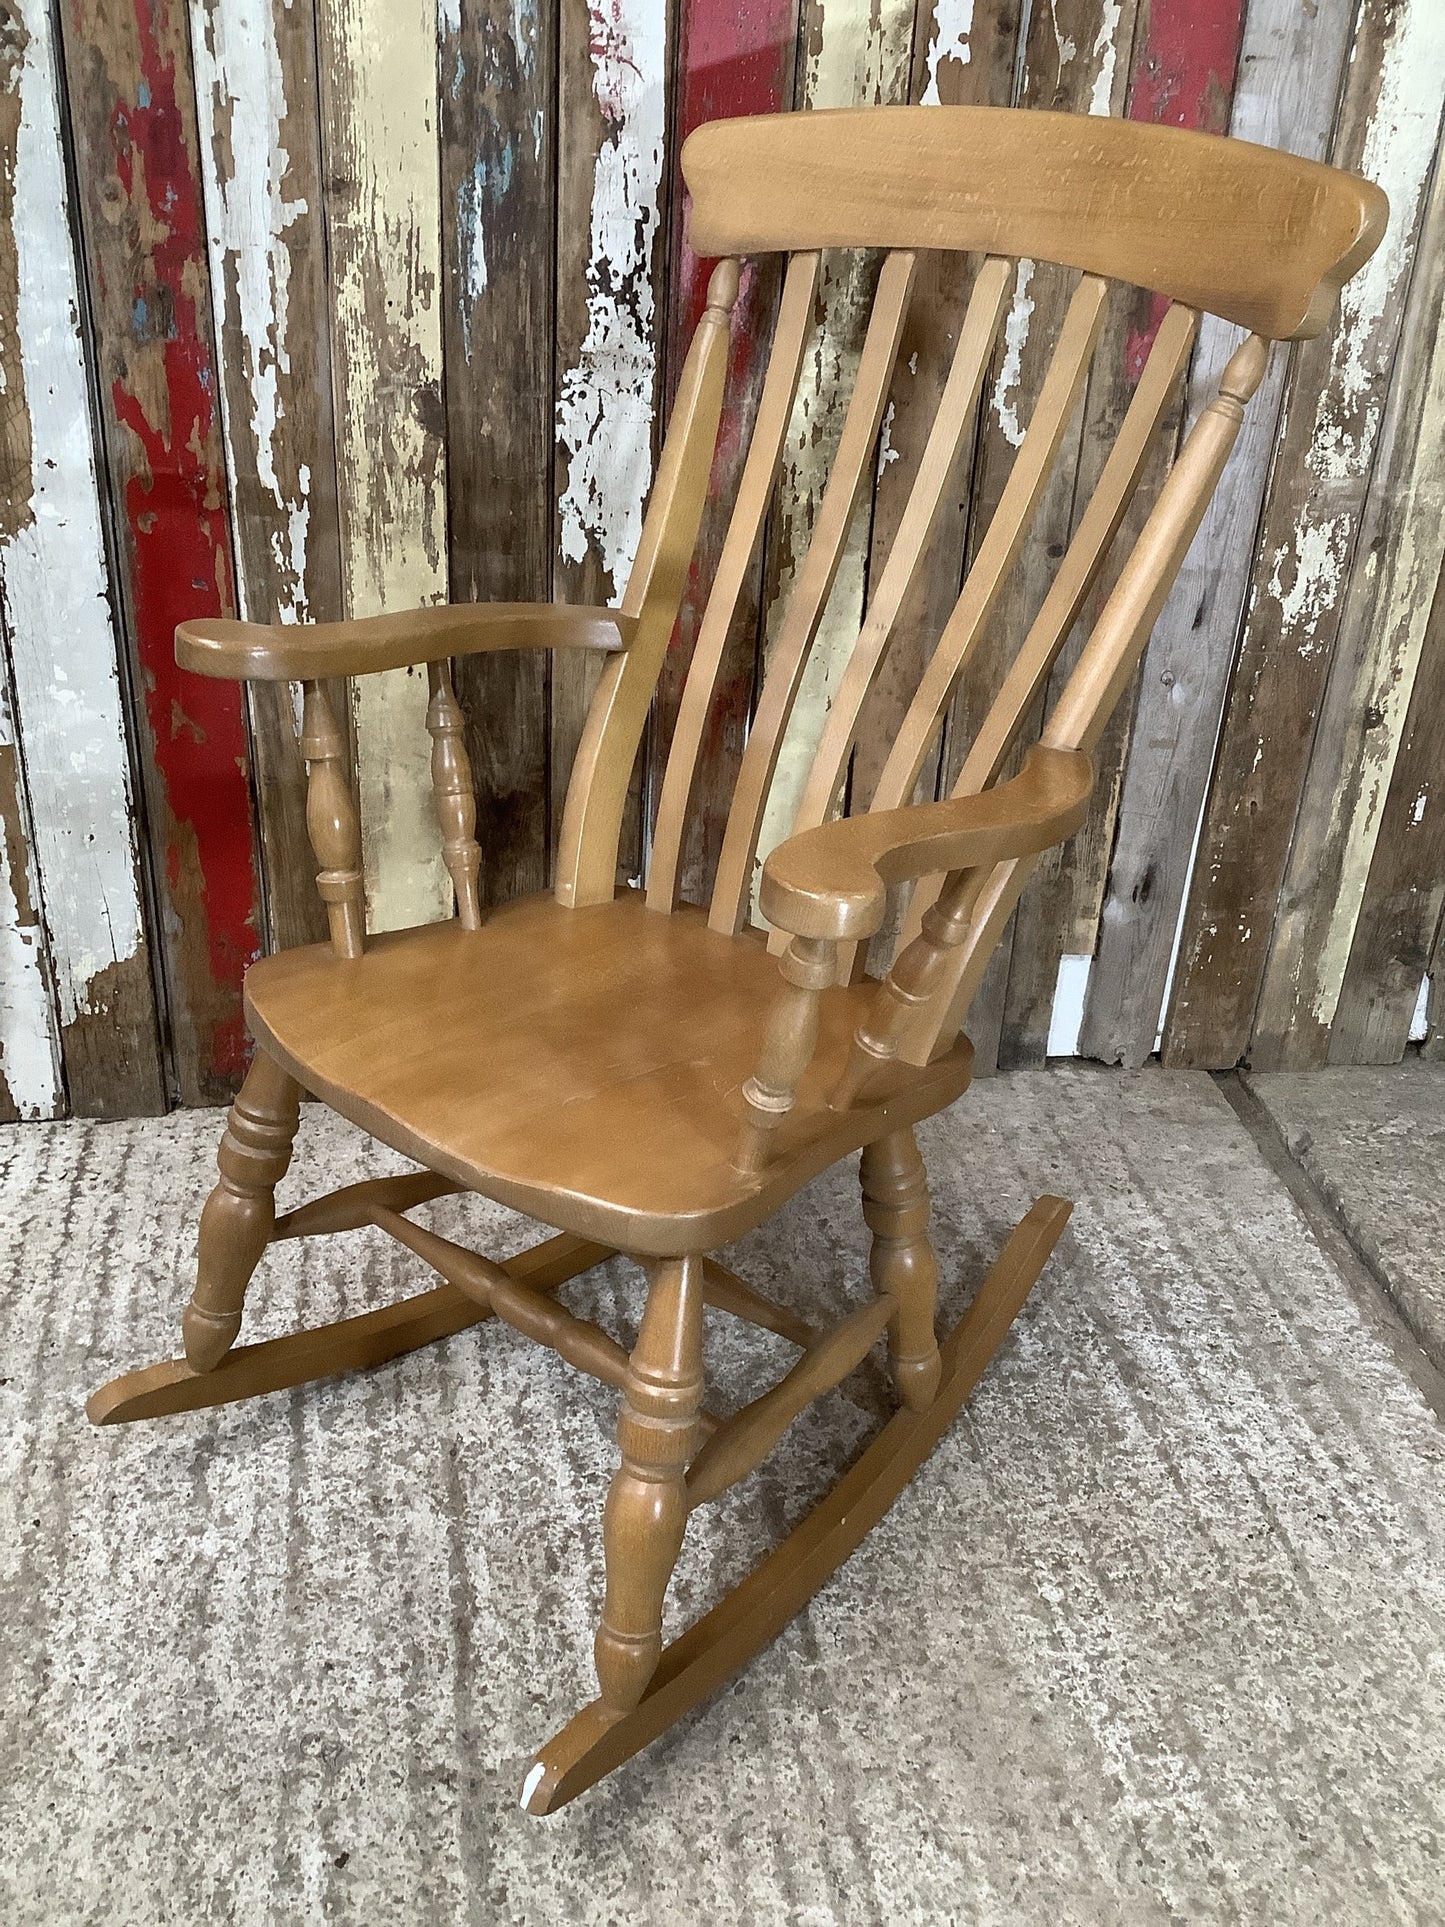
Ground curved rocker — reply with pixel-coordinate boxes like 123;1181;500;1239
523;1197;1070;1814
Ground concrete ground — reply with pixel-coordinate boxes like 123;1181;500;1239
1;1066;1442;1925
1247;1061;1445;1382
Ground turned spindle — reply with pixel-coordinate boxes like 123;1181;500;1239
183;1052;302;1371
831;869;984;1111
300;679;365;958
734;935;837;1174
425;660;483;929
594;1255;706;1717
860;1128;941;1411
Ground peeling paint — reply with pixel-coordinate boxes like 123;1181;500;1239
191;0;312;621
321;0;450;933
1087;1;1123;115
920;0;974;106
0;0;147;1048
555;0;667;600
0;701;61;1120
992;259;1036;447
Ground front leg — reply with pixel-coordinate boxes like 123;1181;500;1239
594;1255;706;1717
860;1129;942;1411
183;1051;302;1371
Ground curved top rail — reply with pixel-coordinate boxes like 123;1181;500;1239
682;107;1387;340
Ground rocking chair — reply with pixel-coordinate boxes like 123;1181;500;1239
90;108;1385;1813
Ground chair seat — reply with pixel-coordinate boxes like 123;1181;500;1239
245;891;974;1255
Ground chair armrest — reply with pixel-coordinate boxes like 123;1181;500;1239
758;744;1093;942
175;601;637;682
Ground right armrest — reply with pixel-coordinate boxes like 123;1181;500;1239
176;601;636;682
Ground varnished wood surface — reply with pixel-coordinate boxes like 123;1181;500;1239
177;602;634;682
684;106;1387;341
522;1194;1073;1814
243;890;975;1255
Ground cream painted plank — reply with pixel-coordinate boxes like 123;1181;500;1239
749;0;917;922
0;0;159;1116
317;0;449;933
1253;132;1445;1065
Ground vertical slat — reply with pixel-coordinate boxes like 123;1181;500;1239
552;0;674;881
785;257;1012;850
440;0;556;909
848;0;1023;824
999;0;1247;1068
645;0;801;908
902;334;1268;1069
0;610;62;1120
746;0;918;922
0;0;162;1116
933;0;1143;1070
316;0;450;935
647;250;820;912
708;249;918;936
1164;0;1445;1070
191;0;345;955
868;275;1110;822
1251;140;1445;1067
58;0;261;1104
555;261;738;908
1082;0;1358;1067
1332;556;1445;1063
955;304;1200;797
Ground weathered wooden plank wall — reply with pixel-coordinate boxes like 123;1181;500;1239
3;0;1444;1116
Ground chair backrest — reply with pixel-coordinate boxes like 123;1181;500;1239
552;107;1386;1062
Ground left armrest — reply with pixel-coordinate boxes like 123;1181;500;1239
176;601;636;683
759;744;1093;943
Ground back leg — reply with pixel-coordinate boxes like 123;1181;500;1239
860;1128;942;1411
183;1050;302;1371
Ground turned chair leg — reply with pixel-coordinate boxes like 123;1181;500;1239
860;1129;942;1412
183;1051;302;1372
594;1254;706;1718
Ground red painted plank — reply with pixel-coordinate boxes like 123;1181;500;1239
1124;0;1245;379
63;0;260;1096
649;0;799;904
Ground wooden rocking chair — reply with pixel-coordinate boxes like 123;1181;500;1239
89;109;1384;1813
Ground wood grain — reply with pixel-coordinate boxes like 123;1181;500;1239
0;611;61;1119
1165;0;1445;1070
0;0;161;1116
1330;555;1445;1063
1252;141;1445;1068
1084;0;1358;1067
316;0;450;934
440;0;557;909
58;0;262;1104
191;0;344;957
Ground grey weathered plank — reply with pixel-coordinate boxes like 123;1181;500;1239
440;0;556;907
1164;0;1445;1070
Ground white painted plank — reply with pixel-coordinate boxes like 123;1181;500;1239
0;0;146;1100
0;646;62;1119
555;0;669;604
